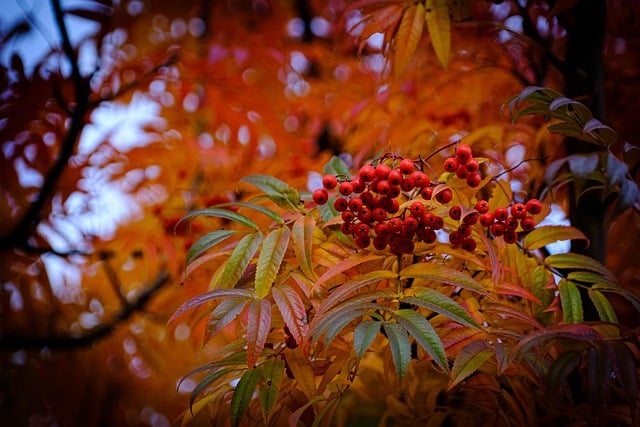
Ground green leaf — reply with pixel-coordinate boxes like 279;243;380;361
231;367;261;427
394;309;449;373
323;155;351;178
583;118;616;147
259;359;285;424
168;288;254;324
205;297;251;341
522;226;588;251
400;289;480;329
186;230;239;265
292;215;316;280
450;340;493;389
214;201;285;225
319;270;398;314
400;263;488;295
383;321;412;380
545;253;613;278
241;175;300;208
567;270;617;286
180;208;259;230
246;298;271;368
588;289;618;323
190;368;237;411
255;226;290;298
558;279;583;324
425;0;451;69
353;320;381;360
215;232;264;289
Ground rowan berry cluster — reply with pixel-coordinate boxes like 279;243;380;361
312;144;543;254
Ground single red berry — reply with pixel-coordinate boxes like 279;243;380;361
417;228;437;243
526;198;543;215
428;215;444;230
443;157;458;173
388;198;400;214
399;238;415;254
373;235;387;250
490;222;506;237
339;181;353;196
449;205;462;220
355;235;371;249
400;178;415;192
358;206;373;223
341;210;355;223
409;201;425;217
322;175;337;190
372;207;388;222
466;173;481;188
435;188;453;204
399;158;415;175
456;164;468;179
360;191;374;207
479;212;495;227
462;211;479;225
411;171;430;188
503;230;517;244
400;226;415;240
475;200;490;214
334;197;348;212
375;164;392;180
458;223;473;238
348;197;363;212
404;216;420;233
504;216;518;231
388;218;403;233
376;180;392;196
449;231;462;246
341;221;355;235
461;237;477;252
421;187;433;200
374;222;390;236
354;222;370;238
510;203;527;219
520;216;536;232
465;159;479;173
388;169;403;186
359;165;376;182
494;207;509;221
312;188;329;205
389;185;401;198
455;144;473;164
351;178;366;193
378;196;393;212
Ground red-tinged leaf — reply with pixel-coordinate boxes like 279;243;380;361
312;299;392;345
400;263;488;295
272;284;308;345
311;253;385;293
383;321;412;380
259;359;285;425
205;297;251;341
354;320;381;359
215;232;264;289
425;0;451;68
441;328;485;358
186;229;239;265
514;323;602;355
255;226;290;298
394;3;425;78
318;269;398;314
545;253;614;279
401;289;480;329
494;281;541;304
587;289;618;323
214;201;284;224
285;347;317;401
168;289;254;324
394;309;449;373
450;340;493;389
292;215;316;280
179;208;259;230
246;298;272;368
523;226;588;251
231;367;261;427
356;4;404;43
482;303;544;329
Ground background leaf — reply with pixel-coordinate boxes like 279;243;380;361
259;359;285;425
425;0;450;68
587;289;618;323
179;208;258;230
394;3;425;78
545;253;614;278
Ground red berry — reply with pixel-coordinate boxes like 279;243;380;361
388;169;403;186
322;175;337;190
349;197;363;212
339;181;354;196
466;173;481;188
458;223;473;238
490;222;506;237
404;216;420;233
399;158;415;175
312;188;329;205
421;187;433;200
503;230;517;244
449;231;462;246
510;203;527;219
388;218;403;233
462;211;479;225
354;223;370;238
475;200;490;214
435;188;453;204
358;206;373;223
455;144;473;164
417;228;436;243
409;201;425;217
341;210;355;222
355;235;371;249
479;212;495;227
461;238;477;252
526;198;543;215
449;205;462;220
375;164;392;180
334;197;348;212
373;235;387;250
494;207;508;221
504;216;518;231
520;216;536;232
411;171;430;188
341;221;355;235
360;191;374;207
443;157;458;173
351;178;366;193
427;214;444;230
389;185;401;198
374;222;390;236
372;207;388;222
388;198;400;214
465;159;479;173
376;180;391;196
359;165;376;182
400;178;415;192
456;164;468;179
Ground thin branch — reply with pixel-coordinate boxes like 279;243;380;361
0;270;171;351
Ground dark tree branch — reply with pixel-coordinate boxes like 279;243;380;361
0;270;171;351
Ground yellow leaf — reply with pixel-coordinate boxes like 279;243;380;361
425;0;451;68
394;3;426;79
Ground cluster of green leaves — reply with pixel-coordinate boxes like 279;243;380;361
170;142;639;425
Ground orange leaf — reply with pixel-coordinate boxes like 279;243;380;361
425;0;451;68
272;284;308;346
246;298;271;368
394;2;425;79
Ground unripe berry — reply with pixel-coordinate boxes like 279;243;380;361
334;197;348;212
510;203;527;219
443;157;458;173
399;158;415;175
466;173;481;188
479;212;495;227
312;188;329;205
520;216;536;232
461;237;477;252
455;144;473;164
449;205;462;220
526;198;543;215
435;188;453;204
322;175;337;190
475;200;490;214
388;169;403;186
375;164;392;180
339;181;353;196
503;230;517;244
411;171;430;188
494;207;509;221
359;165;376;182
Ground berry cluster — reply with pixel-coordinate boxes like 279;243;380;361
312;144;543;254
